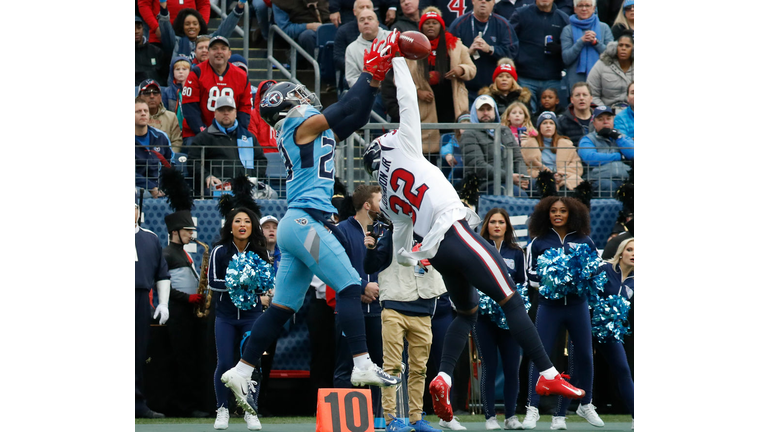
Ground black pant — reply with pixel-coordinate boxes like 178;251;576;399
136;289;152;416
166;299;208;415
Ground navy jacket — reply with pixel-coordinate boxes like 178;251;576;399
135;126;173;190
448;13;519;93
598;262;633;301
492;240;526;285
526;228;596;305
509;3;569;80
337;217;382;316
135;225;170;290
208;241;268;320
489;0;535;22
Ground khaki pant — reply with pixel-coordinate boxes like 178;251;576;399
381;308;433;424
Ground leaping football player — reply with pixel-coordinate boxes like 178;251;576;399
362;56;587;423
221;31;403;416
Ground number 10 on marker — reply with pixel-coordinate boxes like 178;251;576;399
316;389;373;432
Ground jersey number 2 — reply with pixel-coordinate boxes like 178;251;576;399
388;168;429;224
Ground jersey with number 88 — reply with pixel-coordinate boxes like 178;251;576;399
206;87;234;111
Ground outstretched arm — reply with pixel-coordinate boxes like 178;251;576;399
392;57;422;158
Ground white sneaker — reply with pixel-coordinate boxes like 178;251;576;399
221;368;258;415
351;364;400;387
486;416;502;430
521;406;539;430
214;407;230;430
439;417;467;430
550;416;566;430
245;412;262;430
576;403;604;427
504;416;523;430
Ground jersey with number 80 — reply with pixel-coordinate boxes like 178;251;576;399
181;62;252;138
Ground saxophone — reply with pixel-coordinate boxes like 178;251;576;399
193;239;212;318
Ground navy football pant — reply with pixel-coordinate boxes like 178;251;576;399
526;300;593;416
429;220;552;379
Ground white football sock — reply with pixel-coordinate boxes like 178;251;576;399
540;367;558;380
235;361;255;378
438;372;452;387
353;354;374;370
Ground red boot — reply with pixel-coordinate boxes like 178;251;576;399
429;375;453;421
535;373;585;399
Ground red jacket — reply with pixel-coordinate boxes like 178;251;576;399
138;0;211;45
248;80;278;154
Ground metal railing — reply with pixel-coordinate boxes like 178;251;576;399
267;24;321;95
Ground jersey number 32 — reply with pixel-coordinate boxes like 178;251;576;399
388;168;429;224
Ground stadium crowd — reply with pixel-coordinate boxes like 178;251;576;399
135;0;635;429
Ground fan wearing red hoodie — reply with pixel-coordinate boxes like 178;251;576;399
138;0;211;45
180;36;252;144
248;80;278;154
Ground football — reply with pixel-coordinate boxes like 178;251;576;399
397;31;431;60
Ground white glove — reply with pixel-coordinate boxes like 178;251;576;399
396;247;419;267
153;304;169;325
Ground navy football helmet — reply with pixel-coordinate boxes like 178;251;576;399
363;138;382;178
259;82;322;128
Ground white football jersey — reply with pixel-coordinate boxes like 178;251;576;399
375;58;481;266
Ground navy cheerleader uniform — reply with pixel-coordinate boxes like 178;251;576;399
209;241;267;409
525;229;597;416
472;241;527;421
594;262;634;417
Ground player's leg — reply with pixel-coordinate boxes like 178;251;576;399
295;210;399;387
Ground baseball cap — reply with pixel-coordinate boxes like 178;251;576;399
593;105;614;118
209;35;230;49
260;215;279;226
135;16;143;23
214;95;236;110
473;95;496;111
624;0;634;8
229;54;248;72
139;79;161;93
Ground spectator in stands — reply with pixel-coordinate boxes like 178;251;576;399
587;34;633;109
418;0;466;28
187;95;266;195
611;0;633;40
460;95;529;196
162;56;192;121
138;0;211;46
251;0;273;44
193;35;211;64
614;81;633;138
509;0;570;112
577;105;633;196
260;215;281;270
345;9;391;87
333;0;378;88
493;0;535;22
248;80;279;154
557;81;595;145
477;59;532;116
139;79;184;153
501;101;537;144
533;87;563;124
332;0;395;27
157;1;247;61
136;16;167;85
560;0;613;94
521;111;583;192
448;0;518;103
181;36;252;146
272;0;330;58
473;208;527;430
390;0;420;32
135;98;172;197
363;220;449;432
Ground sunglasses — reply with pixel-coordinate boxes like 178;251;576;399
142;89;161;95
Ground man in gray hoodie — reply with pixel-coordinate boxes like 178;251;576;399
460;95;529;196
345;8;392;87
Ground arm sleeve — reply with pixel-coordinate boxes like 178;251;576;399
525;240;540;287
183;102;207;134
508;9;522;33
594;23;614;54
138;0;159;31
616;136;634;159
207;246;227;290
491;20;517;60
513;249;526;285
392;57;422;157
364;229;393;274
198;0;212;23
560;26;582;66
273;5;307;39
154;240;171;281
586;67;605;106
577;136;621;165
329;0;340;14
213;6;244;38
614;113;630;137
392;219;418;267
170;286;190;303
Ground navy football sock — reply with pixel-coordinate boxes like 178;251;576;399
501;293;553;372
241;305;294;365
438;310;477;377
335;285;369;356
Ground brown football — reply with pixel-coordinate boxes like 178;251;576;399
397;31;431;60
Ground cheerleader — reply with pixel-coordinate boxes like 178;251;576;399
521;197;604;430
210;207;273;431
594;238;634;428
472;208;527;430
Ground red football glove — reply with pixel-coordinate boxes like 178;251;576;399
363;30;399;81
188;293;204;304
412;243;431;267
